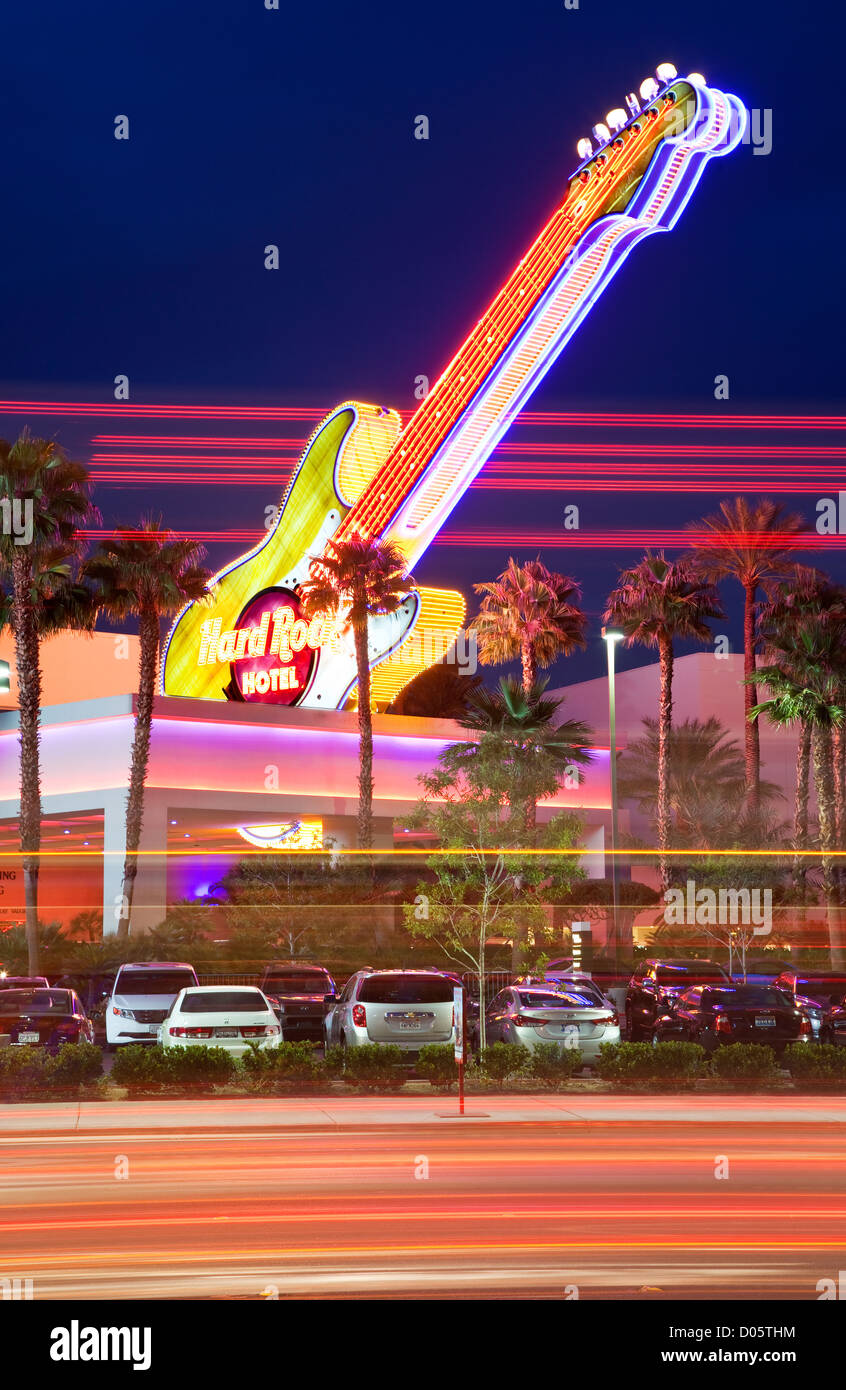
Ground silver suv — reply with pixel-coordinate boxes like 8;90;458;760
325;969;457;1056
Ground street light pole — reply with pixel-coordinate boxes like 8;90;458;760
602;628;624;974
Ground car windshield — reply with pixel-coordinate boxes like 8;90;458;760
358;975;453;1004
0;978;47;989
703;987;788;1008
264;973;331;993
518;991;599;1009
0;990;71;1014
547;978;604;1003
118;972;197;996
795;978;846;1002
181;991;268;1013
656;966;727;985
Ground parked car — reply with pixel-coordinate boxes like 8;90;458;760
0;975;49;990
626;959;730;1040
478;983;619;1063
527;970;616;1010
53;972;116;1044
820;995;846;1046
0;988;94;1052
773;971;846;1040
544;958;629;1013
653;983;812;1054
158;986;281;1056
259;963;336;1042
324;969;456;1057
106;961;199;1049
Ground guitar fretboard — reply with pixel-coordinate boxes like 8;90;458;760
337;98;677;546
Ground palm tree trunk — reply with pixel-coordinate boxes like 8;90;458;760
812;724;846;967
793;721;811;903
11;548;42;975
834;722;846;906
656;631;673;894
743;580;760;813
119;610;160;936
353;617;374;851
520;639;537;696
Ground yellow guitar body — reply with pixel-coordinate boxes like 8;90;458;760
161;401;466;708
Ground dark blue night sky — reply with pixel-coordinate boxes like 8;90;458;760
1;0;844;685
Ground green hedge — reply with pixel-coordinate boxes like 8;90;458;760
340;1043;406;1090
416;1044;458;1090
595;1040;706;1089
528;1042;584;1087
708;1043;779;1081
0;1042;104;1098
784;1042;846;1088
477;1042;531;1082
111;1043;236;1091
240;1040;323;1091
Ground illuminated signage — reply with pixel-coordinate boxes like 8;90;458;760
237;818;324;851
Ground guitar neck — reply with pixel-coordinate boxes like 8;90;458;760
337;83;698;554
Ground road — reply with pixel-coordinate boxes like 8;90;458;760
3;1097;846;1299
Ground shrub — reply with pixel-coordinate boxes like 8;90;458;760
163;1045;236;1088
477;1042;531;1083
341;1043;405;1090
708;1043;779;1082
322;1044;346;1080
417;1044;458;1090
528;1043;583;1088
240;1041;322;1091
595;1040;706;1089
110;1044;170;1091
0;1045;48;1098
45;1042;103;1089
784;1043;846;1088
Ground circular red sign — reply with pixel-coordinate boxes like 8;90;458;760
230;587;317;705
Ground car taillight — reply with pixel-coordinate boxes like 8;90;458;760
799;1016;812;1037
170;1026;212;1038
513;1014;540;1028
715;1013;732;1035
600;1011;618;1027
240;1025;279;1037
352;1004;366;1027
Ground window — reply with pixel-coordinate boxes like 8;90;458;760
358;974;453;1005
181;991;268;1014
118;971;197;996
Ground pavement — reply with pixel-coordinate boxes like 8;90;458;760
3;1092;846;1131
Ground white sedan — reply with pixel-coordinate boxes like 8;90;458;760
158;986;282;1056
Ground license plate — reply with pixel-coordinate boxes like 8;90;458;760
18;1031;39;1044
216;1028;237;1038
754;1017;776;1027
397;1021;421;1031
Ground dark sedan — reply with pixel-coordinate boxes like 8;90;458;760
820;995;846;1046
0;988;95;1052
653;983;812;1054
259;964;336;1041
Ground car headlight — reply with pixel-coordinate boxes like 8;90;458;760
112;1007;136;1020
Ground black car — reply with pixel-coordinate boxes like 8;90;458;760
53;972;116;1044
820;995;846;1046
259;963;337;1041
626;959;730;1040
653;983;812;1053
0;988;95;1052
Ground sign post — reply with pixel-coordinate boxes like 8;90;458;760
453;986;464;1116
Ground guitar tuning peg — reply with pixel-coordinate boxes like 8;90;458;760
606;109;627;132
639;77;659;101
591;122;610;145
687;71;707;86
656;62;678;83
576;137;593;160
625;93;641;116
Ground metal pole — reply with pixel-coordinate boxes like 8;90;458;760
604;632;621;975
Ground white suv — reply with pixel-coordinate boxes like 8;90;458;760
106;961;199;1049
324;969;457;1057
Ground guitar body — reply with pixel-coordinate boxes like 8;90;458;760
162;402;449;709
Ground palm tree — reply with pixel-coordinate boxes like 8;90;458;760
456;675;594;970
688;498;805;811
756;566;846;901
0;433;99;973
604;552;724;891
386;659;484;719
472;557;586;692
618;716;782;851
83;521;211;936
300;534;414;850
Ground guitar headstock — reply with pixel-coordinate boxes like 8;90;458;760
565;63;747;224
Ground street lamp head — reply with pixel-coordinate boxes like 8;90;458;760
601;627;624;643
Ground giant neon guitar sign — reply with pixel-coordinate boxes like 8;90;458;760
163;67;747;709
